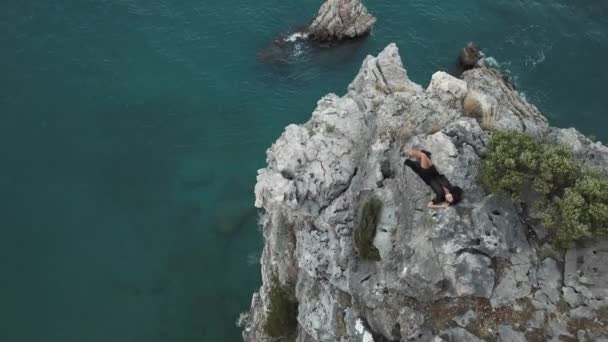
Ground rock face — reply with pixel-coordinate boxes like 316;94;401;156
241;44;608;341
308;0;376;42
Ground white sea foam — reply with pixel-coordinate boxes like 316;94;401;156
292;43;304;57
480;54;519;89
482;56;500;68
525;50;546;68
285;31;309;42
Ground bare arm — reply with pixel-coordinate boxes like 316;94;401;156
407;149;433;169
428;201;450;209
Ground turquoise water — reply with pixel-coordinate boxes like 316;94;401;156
0;0;606;341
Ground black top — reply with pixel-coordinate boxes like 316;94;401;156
404;159;453;204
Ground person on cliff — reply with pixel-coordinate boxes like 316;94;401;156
404;149;463;208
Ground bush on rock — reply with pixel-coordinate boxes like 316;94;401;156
479;131;541;197
264;273;298;340
480;130;608;246
354;198;383;260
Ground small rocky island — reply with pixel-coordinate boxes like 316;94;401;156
240;44;608;341
257;0;375;67
307;0;376;42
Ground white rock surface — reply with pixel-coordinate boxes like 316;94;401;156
308;0;376;41
242;44;608;342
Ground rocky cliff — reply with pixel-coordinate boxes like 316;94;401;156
241;44;608;342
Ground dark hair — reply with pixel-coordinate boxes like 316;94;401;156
449;186;463;205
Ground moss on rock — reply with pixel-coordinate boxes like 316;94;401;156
354;198;383;261
264;273;298;339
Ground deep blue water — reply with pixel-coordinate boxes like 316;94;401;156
0;0;606;341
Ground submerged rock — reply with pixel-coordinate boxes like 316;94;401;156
308;0;376;42
243;43;608;341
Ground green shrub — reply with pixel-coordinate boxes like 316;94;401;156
534;145;579;201
264;274;298;339
561;171;608;237
480;131;608;247
479;130;541;197
354;198;382;260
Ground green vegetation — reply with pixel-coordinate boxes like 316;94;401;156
480;130;608;246
264;274;298;340
354;198;383;260
479;131;540;198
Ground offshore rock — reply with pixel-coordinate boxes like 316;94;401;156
459;42;482;70
243;44;608;342
308;0;376;42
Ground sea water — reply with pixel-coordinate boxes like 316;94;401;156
0;0;606;341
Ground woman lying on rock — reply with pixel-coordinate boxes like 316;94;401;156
404;149;463;208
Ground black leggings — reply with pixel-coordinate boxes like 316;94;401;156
404;159;422;173
404;159;450;201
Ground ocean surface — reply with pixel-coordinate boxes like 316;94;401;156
0;0;606;341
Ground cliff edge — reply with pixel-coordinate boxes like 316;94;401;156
241;44;608;342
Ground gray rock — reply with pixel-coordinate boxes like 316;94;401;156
527;310;545;329
491;263;532;306
562;286;582;308
430;337;447;342
439;327;485;342
569;306;595;320
532;290;556;311
546;127;608;171
462;67;549;136
308;0;376;41
459;42;482;70
537;258;563;305
445;251;495;298
426;71;468;110
348;43;417;104
452;310;477;327
296;278;351;341
577;329;588;342
564;240;608;309
443;118;489;157
497;324;526;342
243;43;608;342
546;314;573;341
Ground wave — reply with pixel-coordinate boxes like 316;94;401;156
480;54;520;87
525;49;546;68
284;31;309;43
